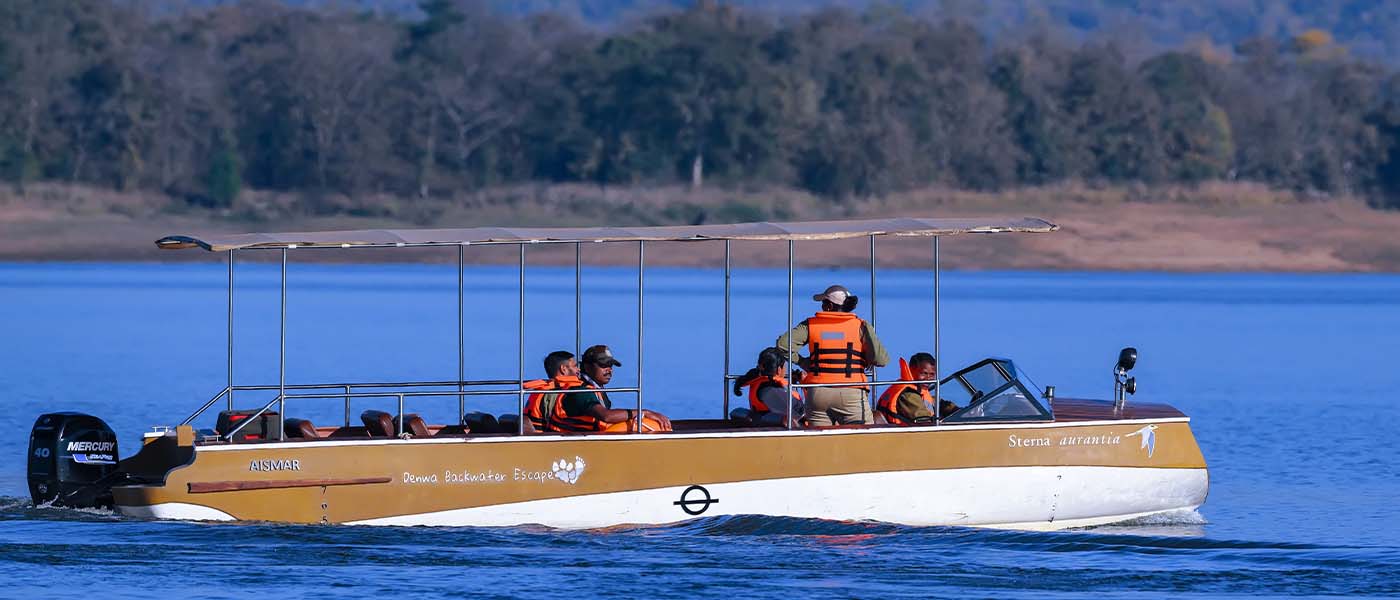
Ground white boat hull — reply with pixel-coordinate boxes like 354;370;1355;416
123;466;1206;530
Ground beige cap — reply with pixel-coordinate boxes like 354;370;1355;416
812;284;855;304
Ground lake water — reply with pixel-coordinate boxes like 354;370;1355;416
1;262;1397;597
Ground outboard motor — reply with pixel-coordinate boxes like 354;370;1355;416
27;412;120;508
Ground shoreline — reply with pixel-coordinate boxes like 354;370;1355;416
5;182;1400;272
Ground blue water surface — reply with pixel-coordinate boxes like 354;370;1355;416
1;261;1397;598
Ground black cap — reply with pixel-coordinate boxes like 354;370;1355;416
582;345;622;367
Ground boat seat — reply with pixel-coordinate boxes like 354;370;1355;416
463;411;499;434
362;410;431;438
393;414;430;438
360;410;395;437
284;418;319;439
497;414;521;434
216;409;281;441
728;408;756;427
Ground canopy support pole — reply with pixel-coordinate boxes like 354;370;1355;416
635;241;645;431
575;242;582;358
722;240;731;419
868;234;878;387
933;237;941;421
457;244;465;423
227;249;234;412
785;240;794;430
517;244;526;435
278;247;288;441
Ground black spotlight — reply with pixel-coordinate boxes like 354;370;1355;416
1116;347;1138;374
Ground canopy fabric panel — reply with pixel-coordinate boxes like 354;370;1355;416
155;216;1058;251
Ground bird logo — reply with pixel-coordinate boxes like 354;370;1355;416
1125;425;1159;458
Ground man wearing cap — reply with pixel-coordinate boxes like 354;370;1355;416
776;285;889;426
548;344;672;432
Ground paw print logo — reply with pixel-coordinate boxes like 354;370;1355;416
551;456;587;485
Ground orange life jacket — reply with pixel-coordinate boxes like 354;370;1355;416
877;358;932;426
802;311;869;384
546;378;608;432
747;374;801;413
522;377;575;431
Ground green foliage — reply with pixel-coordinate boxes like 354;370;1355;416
205;133;243;208
2;0;1400;208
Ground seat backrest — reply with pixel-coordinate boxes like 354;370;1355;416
497;414;521;434
284;417;319;439
360;410;394;437
216;410;281;441
728;407;756;427
463;411;499;434
392;414;430;438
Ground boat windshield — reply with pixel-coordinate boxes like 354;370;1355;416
940;359;1053;423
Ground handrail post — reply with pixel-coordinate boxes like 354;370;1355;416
344;385;352;428
227;249;235;412
517;244;526;435
722;239;731;419
397;393;405;436
278;246;288;441
785;240;794;430
635;241;644;432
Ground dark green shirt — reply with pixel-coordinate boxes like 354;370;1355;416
562;378;610;416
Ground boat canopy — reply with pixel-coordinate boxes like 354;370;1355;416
155;216;1057;252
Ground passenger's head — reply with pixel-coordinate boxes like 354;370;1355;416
581;344;621;385
813;284;858;312
544;350;577;378
757;347;789;378
909;352;937;383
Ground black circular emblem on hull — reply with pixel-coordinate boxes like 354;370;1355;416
673;485;719;515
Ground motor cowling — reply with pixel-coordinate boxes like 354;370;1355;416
27;412;120;508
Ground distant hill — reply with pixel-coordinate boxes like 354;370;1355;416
174;0;1400;63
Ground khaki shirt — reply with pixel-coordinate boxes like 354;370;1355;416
775;316;890;372
895;386;961;422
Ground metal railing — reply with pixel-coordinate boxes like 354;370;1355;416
217;384;642;442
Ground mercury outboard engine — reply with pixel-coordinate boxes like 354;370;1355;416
27;412;121;508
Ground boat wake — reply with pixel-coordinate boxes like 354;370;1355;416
0;496;120;522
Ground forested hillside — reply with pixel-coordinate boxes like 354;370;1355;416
2;0;1399;213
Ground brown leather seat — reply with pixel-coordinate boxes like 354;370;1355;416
393;414;430;438
497;414;521;434
463;411;499;434
284;417;319;439
362;410;430;437
360;410;394;437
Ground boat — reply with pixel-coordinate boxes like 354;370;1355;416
25;217;1208;529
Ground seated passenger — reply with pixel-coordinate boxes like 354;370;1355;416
876;353;959;425
522;350;583;433
548;345;672;433
732;347;805;425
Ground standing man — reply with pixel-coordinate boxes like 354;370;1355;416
776;285;889;426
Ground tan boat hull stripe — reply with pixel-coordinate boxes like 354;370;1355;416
188;477;392;494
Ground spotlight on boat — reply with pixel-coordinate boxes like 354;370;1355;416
1116;347;1138;374
1113;347;1138;409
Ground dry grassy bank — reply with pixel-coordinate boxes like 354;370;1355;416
2;181;1398;272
